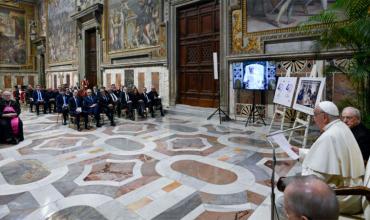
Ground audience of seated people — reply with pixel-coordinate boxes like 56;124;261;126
1;84;165;134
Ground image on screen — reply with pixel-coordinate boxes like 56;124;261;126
232;61;276;90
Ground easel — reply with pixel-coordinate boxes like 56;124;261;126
288;64;319;148
267;67;292;134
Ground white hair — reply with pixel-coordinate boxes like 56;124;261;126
342;106;361;120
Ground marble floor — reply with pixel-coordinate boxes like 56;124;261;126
0;111;299;220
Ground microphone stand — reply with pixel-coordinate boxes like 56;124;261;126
266;124;307;220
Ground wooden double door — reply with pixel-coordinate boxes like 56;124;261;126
85;28;97;88
177;0;220;108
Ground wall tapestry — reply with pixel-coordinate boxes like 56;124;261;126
47;0;76;64
0;7;27;66
108;0;161;52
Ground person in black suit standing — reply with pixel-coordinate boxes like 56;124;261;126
148;87;164;117
14;85;20;105
69;90;88;131
26;85;34;112
98;89;115;126
32;85;48;115
120;86;134;120
56;89;69;125
83;89;101;127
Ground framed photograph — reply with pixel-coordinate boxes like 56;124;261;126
293;77;326;115
273;77;297;107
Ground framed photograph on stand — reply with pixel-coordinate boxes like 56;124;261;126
293;77;326;115
273;77;297;108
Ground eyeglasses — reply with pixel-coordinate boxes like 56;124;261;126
313;111;324;117
341;116;354;120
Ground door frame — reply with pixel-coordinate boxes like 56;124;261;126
168;0;229;110
78;21;102;87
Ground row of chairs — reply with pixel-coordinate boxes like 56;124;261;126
56;106;158;129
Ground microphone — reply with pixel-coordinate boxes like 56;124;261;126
266;124;308;137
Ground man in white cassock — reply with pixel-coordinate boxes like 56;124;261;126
276;101;365;219
243;64;265;90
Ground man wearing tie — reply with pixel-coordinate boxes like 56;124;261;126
32;85;47;115
142;87;154;118
83;89;101;127
98;89;116;126
69;90;88;131
56;89;69;125
148;87;164;117
120;86;134;120
108;88;120;118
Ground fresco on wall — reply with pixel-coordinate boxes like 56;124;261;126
37;0;46;37
0;7;27;65
246;0;336;33
108;0;161;52
47;0;76;64
77;0;103;10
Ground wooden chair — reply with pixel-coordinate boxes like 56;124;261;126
334;161;370;220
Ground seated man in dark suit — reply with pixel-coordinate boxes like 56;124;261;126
83;89;101;127
108;88;120;118
69;90;88;131
132;87;146;118
148;87;164;117
98;89;115;126
46;88;57;113
32;85;48;115
56;89;69;125
142;87;155;118
120;86;134;120
26;85;34;112
342;107;370;163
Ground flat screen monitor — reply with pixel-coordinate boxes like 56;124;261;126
232;61;276;90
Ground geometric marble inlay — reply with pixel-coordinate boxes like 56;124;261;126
115;124;146;133
46;206;107;220
0;159;50;185
84;162;135;182
167;137;211;151
171;160;237;185
105;138;145;151
41;138;81;149
228;136;268;148
165;124;198;132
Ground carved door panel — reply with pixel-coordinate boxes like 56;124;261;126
177;0;220;107
85;28;97;88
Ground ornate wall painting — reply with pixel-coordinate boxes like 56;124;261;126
108;0;161;53
36;0;46;37
231;10;243;53
293;77;325;115
244;0;336;34
77;0;103;11
47;0;76;64
0;7;27;66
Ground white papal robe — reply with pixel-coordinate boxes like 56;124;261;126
299;119;365;214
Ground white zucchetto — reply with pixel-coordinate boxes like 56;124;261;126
318;101;339;116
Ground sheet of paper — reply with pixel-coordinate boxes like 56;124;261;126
269;133;299;160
